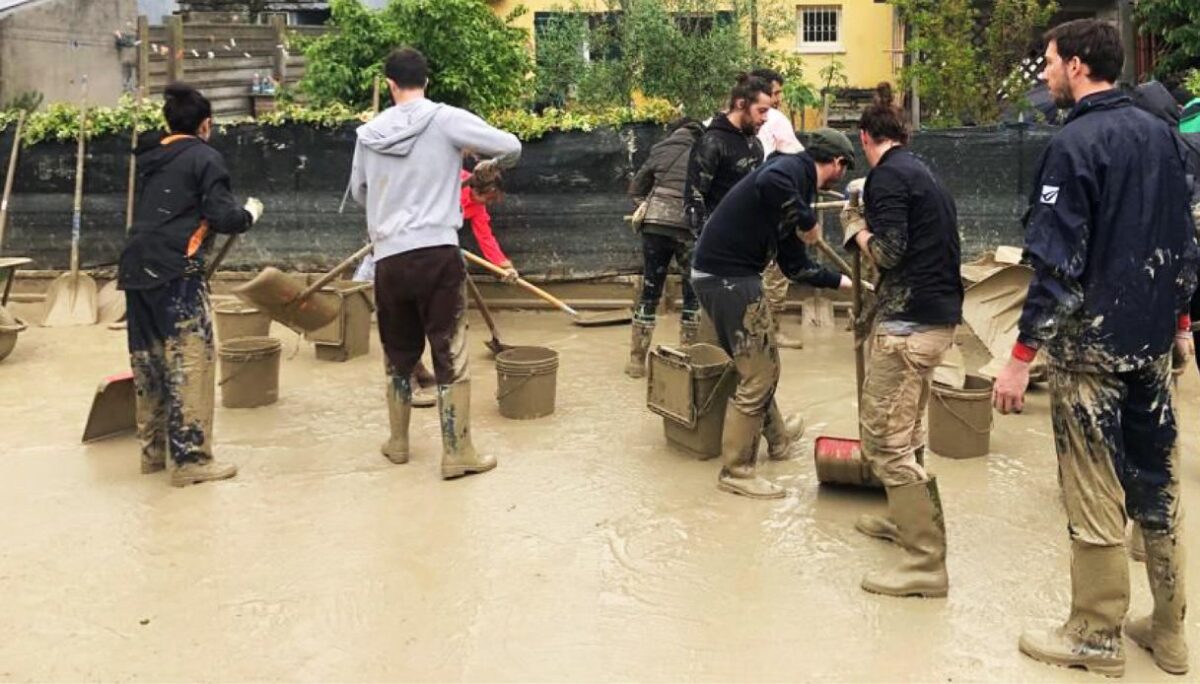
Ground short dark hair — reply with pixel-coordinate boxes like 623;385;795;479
385;47;428;89
728;73;772;111
1044;19;1123;83
751;68;784;87
162;82;212;135
859;82;910;145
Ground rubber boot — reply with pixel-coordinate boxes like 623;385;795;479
1129;522;1147;563
381;374;412;465
762;401;805;461
855;448;925;544
1019;542;1128;678
679;316;700;348
170;459;238;487
717;403;784;499
438;382;497;480
1125;530;1188;675
861;477;948;597
625;321;655;379
773;318;804;350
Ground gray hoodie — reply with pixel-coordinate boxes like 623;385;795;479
350;98;521;261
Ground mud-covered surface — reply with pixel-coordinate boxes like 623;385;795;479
0;306;1196;681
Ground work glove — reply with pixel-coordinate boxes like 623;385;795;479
845;178;866;207
840;204;867;250
244;197;264;224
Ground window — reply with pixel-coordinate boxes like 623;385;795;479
796;5;843;53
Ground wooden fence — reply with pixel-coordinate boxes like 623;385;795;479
136;14;327;118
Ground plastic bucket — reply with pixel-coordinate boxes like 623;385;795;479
219;336;282;409
929;374;994;459
495;346;559;419
214;300;271;341
813;435;883;488
0;306;26;363
658;344;735;459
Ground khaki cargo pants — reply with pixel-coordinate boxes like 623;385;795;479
860;326;955;486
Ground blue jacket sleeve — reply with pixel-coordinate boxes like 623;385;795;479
1016;138;1094;348
777;232;842;288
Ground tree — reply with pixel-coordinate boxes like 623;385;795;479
301;0;533;115
1135;0;1200;83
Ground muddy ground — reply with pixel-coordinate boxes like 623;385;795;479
0;305;1196;682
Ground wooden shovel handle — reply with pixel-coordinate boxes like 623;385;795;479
0;110;25;251
295;242;374;303
461;249;578;317
465;272;501;336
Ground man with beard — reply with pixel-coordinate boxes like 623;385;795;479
992;20;1197;677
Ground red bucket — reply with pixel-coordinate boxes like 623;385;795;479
813;435;881;488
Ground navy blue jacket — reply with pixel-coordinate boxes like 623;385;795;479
693;152;840;289
1017;89;1199;370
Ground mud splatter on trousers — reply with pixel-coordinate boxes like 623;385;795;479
691;274;784;422
125;275;216;467
1049;355;1182;546
374;246;468;386
859;326;954;486
761;261;791;317
637;232;698;324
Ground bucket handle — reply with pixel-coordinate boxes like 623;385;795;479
218;350;278;387
932;390;993;434
495;368;550;402
695;364;735;418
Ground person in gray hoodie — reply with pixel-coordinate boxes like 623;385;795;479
350;47;521;479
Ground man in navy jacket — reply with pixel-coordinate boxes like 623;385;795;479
993;20;1198;677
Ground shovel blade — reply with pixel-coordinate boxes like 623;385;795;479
82;371;136;443
232;267;339;333
572;309;633;327
43;272;98;327
96;280;127;325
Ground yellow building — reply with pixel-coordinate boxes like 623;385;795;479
489;1;902;90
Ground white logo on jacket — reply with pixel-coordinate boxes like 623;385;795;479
1040;185;1060;205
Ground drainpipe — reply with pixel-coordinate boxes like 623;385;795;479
1118;0;1137;83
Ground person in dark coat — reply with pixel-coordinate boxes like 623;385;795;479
992;21;1198;677
117;83;262;487
625;118;705;378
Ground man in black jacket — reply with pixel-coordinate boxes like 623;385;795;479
691;129;853;499
117;84;262;487
991;21;1197;677
683;74;771;233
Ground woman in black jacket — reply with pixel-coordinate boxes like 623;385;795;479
625;118;705;378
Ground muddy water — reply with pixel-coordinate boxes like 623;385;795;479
0;305;1196;681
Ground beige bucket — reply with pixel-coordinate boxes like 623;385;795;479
929;374;994;459
219;336;282;409
214;300;271;341
648;344;735;459
495;346;559;419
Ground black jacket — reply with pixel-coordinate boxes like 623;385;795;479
693;153;840;289
118;133;252;290
862;146;963;326
684;113;764;233
629;121;704;238
1017;89;1199;370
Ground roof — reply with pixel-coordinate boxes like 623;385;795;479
0;0;54;18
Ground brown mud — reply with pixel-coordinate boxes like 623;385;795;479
0;305;1196;681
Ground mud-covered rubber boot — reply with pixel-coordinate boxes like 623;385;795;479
773;318;804;350
762;401;805;461
1125;530;1188;675
438;382;497;480
170;459;238;487
381;374;412;464
132;352;167;474
1019;542;1128;678
1129;522;1147;563
855;448;925;543
625;321;655;379
679;315;700;348
717;403;784;499
861;477;948;597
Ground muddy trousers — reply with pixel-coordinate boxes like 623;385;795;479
125;275;215;467
859;327;954;486
374;246;468;385
637;232;698;324
761;261;790;318
1049;356;1183;546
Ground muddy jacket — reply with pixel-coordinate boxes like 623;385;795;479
683;113;764;234
862;146;963;326
1017;89;1199;371
693;153;840;289
629;121;704;240
118;133;252;290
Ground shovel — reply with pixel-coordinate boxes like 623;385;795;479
82;234;238;443
461;249;579;317
97;88;142;326
233;242;373;332
44;96;98;327
0;111;33;307
464;272;514;356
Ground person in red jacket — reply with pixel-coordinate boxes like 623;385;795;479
402;166;517;406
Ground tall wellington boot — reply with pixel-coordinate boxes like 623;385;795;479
381;374;412;464
762;401;805;461
861;476;948;598
855;448;926;543
716;403;784;499
625;321;655;379
438;382;497;480
1125;530;1188;675
1018;541;1129;678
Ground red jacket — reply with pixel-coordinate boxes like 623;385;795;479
461;170;508;266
